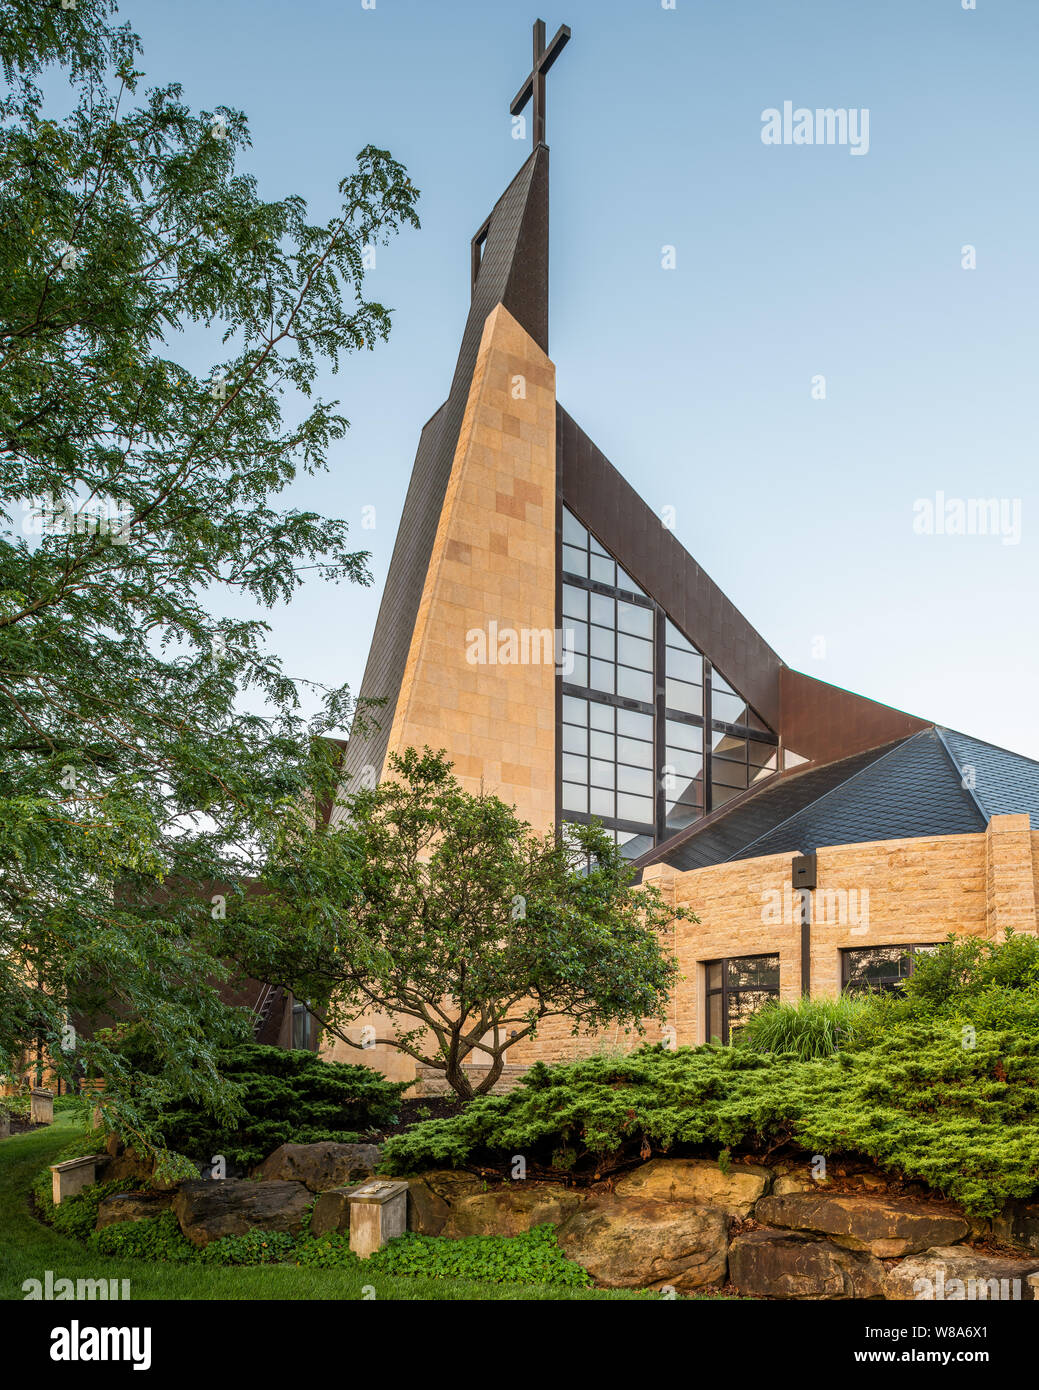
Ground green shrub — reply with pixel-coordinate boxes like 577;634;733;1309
734;994;869;1060
380;1025;1039;1218
197;1227;297;1266
122;1041;409;1167
91;1211;199;1263
293;1224;591;1287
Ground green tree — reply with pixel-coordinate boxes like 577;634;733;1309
0;0;419;1150
237;748;689;1100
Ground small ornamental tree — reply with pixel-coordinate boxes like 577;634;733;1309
241;748;691;1100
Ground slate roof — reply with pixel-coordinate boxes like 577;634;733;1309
644;725;1039;873
936;728;1039;828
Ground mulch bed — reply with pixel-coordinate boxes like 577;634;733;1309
367;1095;469;1140
8;1117;44;1135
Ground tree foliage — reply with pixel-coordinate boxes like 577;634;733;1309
0;0;419;1139
233;748;688;1099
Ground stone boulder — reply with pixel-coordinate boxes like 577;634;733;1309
95;1190;174;1229
556;1198;729;1292
173;1179;311;1247
754;1193;970;1258
729;1228;885;1300
406;1170;487;1235
252;1142;382;1192
991;1200;1039;1253
310;1187;352;1238
442;1185;585;1238
614;1158;771;1217
96;1149;155;1187
886;1246;1039;1301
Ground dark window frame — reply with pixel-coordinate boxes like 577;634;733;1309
704;952;781;1045
841;944;941;996
559;506;779;850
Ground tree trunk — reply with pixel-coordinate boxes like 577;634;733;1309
443;1059;474;1101
473;1049;506;1096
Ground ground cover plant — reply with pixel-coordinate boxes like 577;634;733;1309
3;1118;649;1300
380;934;1039;1219
27;1121;593;1290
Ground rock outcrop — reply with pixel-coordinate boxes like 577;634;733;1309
173;1179;311;1247
252;1142;382;1192
754;1193;971;1258
95;1190;174;1228
886;1246;1039;1301
729;1228;886;1299
556;1198;729;1292
614;1158;771;1217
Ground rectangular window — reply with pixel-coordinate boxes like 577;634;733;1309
841;945;940;995
703;954;780;1044
291;1002;313;1050
665;677;703;718
562;543;588;578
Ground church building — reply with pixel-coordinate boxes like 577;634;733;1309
326;21;1039;1085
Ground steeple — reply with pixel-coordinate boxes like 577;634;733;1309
338;23;570;801
469;18;570;353
510;19;571;150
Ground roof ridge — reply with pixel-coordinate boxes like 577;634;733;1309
720;730;931;863
638;736;914;869
933;726;990;823
938;725;1039;772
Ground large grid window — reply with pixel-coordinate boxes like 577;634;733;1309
562;695;655;828
841;945;940;995
705;954;780;1044
562;583;654;703
560;505;779;854
710;729;778;809
562;508;646;598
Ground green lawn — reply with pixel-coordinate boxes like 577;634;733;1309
0;1118;658;1302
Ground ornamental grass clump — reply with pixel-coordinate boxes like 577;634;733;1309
733;994;869;1060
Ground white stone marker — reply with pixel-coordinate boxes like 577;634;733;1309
29;1088;54;1125
0;1111;10;1140
50;1154;107;1205
346;1180;410;1258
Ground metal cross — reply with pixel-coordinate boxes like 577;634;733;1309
510;18;571;148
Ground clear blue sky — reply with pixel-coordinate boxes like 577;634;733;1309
124;0;1038;758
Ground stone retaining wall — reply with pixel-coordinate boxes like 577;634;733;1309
94;1141;1039;1300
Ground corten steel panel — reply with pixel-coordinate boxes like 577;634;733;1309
339;147;551;802
557;404;783;730
780;666;931;767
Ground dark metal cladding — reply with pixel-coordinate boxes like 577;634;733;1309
339;147;551;799
557;402;784;730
